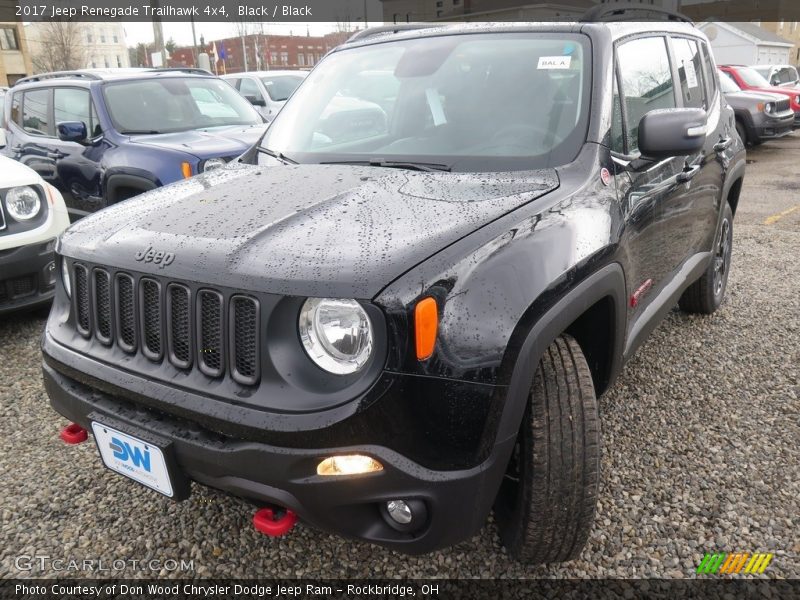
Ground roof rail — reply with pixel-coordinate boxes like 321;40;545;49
150;67;213;75
346;24;431;43
580;5;693;24
13;71;103;86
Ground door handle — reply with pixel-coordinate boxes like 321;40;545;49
713;137;732;152
10;145;23;153
677;164;701;183
47;151;66;159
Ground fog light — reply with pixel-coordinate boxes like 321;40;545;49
43;261;56;287
386;500;412;525
317;455;383;476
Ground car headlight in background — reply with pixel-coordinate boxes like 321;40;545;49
299;298;373;374
4;186;41;221
61;259;71;298
200;157;227;172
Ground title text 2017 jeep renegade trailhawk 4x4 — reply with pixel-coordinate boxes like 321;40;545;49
43;19;745;563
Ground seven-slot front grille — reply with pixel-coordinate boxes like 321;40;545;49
777;98;791;112
69;263;260;385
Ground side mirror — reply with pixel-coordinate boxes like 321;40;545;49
244;94;266;107
57;121;88;143
770;76;780;86
638;108;707;159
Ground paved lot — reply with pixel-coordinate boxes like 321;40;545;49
1;137;798;579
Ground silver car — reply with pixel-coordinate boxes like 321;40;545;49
751;64;800;88
223;71;307;121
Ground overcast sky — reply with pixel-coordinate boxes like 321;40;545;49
122;22;346;47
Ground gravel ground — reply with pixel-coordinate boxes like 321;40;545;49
1;137;798;580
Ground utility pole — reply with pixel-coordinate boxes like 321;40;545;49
190;16;198;67
151;0;166;67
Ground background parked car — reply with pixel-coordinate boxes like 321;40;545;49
1;68;267;221
751;64;800;88
719;65;800;128
0;152;69;314
223;70;307;121
718;68;795;145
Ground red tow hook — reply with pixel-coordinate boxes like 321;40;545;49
60;423;88;444
253;507;298;537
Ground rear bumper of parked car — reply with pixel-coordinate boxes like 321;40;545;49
41;339;514;554
0;239;58;314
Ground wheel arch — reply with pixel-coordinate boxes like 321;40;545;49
104;172;159;205
494;262;627;445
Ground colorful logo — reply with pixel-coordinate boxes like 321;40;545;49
697;552;773;574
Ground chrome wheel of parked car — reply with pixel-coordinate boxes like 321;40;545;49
714;218;731;296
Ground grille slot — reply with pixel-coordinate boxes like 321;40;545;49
93;269;112;344
68;264;262;386
197;290;224;378
139;278;163;361
230;295;260;385
115;273;136;352
167;284;192;369
74;264;91;336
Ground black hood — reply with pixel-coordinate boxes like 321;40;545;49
59;163;558;298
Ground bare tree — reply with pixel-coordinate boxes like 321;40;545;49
30;22;89;72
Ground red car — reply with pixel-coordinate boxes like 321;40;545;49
720;65;800;129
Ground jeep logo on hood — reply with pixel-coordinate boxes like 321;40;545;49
134;246;175;268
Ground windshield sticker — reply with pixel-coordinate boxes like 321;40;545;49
685;61;699;88
538;56;572;70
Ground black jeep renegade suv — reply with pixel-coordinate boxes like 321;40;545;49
42;19;745;563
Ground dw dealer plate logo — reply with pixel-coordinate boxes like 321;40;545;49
696;552;774;574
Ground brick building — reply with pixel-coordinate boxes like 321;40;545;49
168;31;352;74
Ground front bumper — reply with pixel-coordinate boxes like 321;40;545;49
0;238;57;314
42;353;514;554
749;111;796;141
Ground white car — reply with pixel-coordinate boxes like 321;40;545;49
222;71;308;121
0;151;70;314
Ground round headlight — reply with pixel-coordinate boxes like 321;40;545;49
202;158;226;172
5;186;41;221
765;102;775;114
299;298;373;375
61;259;71;298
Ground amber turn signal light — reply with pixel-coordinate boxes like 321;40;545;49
414;297;438;360
181;162;192;179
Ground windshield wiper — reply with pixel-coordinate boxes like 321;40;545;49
258;147;298;165
121;129;162;135
321;159;451;172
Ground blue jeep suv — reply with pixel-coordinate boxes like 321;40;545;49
1;69;266;220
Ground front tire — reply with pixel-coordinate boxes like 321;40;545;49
679;202;733;314
735;120;748;146
494;334;600;564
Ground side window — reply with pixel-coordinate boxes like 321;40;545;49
611;70;624;154
700;42;717;102
90;102;102;137
54;88;91;130
672;38;707;110
226;78;240;90
22;88;51;136
239;78;262;101
10;92;21;126
617;36;676;154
